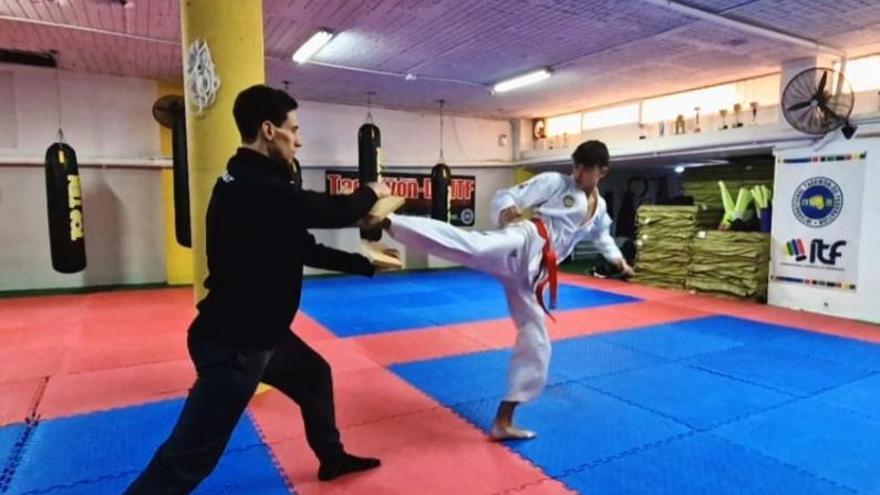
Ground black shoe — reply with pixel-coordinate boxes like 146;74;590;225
318;453;381;481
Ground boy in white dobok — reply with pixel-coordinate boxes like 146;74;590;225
382;140;634;440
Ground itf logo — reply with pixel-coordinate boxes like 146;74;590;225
785;238;846;266
792;177;843;228
785;238;808;261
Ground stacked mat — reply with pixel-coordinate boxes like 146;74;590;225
632;205;717;289
686;231;770;300
682;161;773;211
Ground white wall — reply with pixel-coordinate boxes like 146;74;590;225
0;166;167;291
295;100;512;167
769;137;880;323
268;99;517;275
0;64;167;292
0;64;161;160
0;66;516;290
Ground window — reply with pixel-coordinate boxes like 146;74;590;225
582;104;639;130
545;112;582;136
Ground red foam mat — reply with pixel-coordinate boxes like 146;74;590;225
0;378;45;426
250;367;437;445
37;359;194;420
350;326;491;365
265;407;570;495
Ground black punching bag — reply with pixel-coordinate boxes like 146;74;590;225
358;122;382;241
430;162;451;222
45;141;86;273
152;95;191;247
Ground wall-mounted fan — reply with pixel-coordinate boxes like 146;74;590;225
781;67;856;139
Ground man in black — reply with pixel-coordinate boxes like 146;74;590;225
125;85;391;494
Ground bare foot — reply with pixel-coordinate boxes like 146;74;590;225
490;424;537;441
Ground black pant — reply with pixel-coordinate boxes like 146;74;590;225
124;326;343;495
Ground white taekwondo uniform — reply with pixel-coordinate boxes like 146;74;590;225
388;172;622;402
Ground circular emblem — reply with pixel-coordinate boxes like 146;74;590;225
460;208;475;226
563;195;575;208
533;119;546;139
792;176;843;228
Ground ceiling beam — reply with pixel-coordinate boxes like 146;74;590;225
639;0;846;58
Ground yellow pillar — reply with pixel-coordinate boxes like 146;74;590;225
180;0;265;301
514;166;537;185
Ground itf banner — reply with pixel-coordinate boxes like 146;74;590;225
325;171;477;226
771;152;866;291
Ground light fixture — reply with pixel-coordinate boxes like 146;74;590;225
492;68;552;94
674;165;686;174
292;29;335;64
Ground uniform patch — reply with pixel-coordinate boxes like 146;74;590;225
563;195;575;208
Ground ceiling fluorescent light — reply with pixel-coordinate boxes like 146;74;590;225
292;29;335;64
492;68;552;94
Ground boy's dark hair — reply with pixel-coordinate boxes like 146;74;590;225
571;140;610;169
233;85;299;143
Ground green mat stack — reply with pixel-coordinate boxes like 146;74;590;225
632;205;717;289
686;231;770;300
682;161;773;212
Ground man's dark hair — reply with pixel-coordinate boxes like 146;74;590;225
233;85;299;143
571;140;610;169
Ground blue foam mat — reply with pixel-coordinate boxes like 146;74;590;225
391;335;660;405
682;315;805;346
1;424;26;491
450;382;689;477
7;399;280;495
598;316;745;360
714;398;880;494
551;336;664;381
764;330;880;372
391;316;880;493
301;269;638;336
392;349;534;405
588;362;793;429
0;423;24;468
28;446;291;495
686;344;873;396
565;433;855;495
813;373;880;421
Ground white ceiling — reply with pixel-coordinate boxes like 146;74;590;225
1;0;879;118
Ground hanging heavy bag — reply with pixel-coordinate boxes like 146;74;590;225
430;162;452;222
358;122;383;241
152;95;191;247
45;142;86;273
170;110;191;247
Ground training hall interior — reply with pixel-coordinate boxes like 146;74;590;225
1;0;880;494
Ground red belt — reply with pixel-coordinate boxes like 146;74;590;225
530;218;558;320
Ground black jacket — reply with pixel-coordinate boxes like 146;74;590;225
191;148;377;349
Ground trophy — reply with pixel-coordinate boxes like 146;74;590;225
733;103;744;128
749;101;759;125
658;121;665;137
693;106;701;133
674;114;685;135
719;108;729;130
